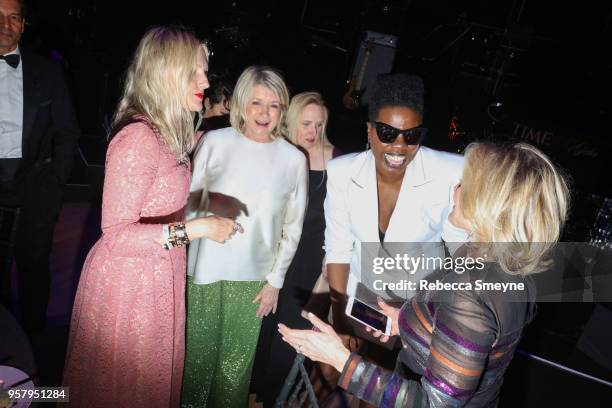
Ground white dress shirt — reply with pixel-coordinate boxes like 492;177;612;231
0;46;23;158
324;146;468;297
186;127;308;288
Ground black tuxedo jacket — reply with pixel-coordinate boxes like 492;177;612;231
15;49;80;213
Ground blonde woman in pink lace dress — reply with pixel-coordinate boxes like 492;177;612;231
62;26;240;408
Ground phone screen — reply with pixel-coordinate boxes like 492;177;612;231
350;299;388;332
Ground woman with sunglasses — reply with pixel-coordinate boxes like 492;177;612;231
324;73;468;333
280;141;569;407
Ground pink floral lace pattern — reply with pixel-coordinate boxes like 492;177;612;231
63;123;190;408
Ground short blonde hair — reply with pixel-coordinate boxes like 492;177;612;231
230;66;290;139
461;142;570;275
286;92;331;149
113;26;208;158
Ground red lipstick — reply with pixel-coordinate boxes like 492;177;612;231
194;93;204;100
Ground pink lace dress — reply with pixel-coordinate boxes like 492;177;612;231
63;122;191;407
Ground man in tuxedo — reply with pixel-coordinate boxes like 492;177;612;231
0;0;80;333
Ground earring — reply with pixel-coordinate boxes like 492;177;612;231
365;139;370;150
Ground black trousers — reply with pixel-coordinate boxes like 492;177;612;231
14;203;57;332
1;172;62;333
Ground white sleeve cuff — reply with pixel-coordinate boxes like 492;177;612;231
324;251;352;265
266;272;284;289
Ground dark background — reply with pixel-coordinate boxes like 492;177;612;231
13;0;612;406
20;0;612;198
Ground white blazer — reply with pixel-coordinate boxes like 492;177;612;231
324;146;468;297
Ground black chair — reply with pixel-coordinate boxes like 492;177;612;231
276;353;319;408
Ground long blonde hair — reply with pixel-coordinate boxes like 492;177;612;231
230;66;290;140
113;26;207;159
461;142;570;275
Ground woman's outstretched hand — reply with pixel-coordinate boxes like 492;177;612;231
279;312;351;373
364;298;400;343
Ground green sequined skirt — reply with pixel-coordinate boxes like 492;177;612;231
181;278;265;408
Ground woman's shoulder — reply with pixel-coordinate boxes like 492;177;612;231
109;120;161;153
276;137;307;163
105;121;165;172
325;151;369;183
327;150;366;169
203;126;237;142
195;127;239;157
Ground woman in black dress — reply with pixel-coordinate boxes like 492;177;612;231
251;92;339;406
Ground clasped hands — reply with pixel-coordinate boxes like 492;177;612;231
278;298;401;372
185;215;243;243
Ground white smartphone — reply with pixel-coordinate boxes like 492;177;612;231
345;296;392;336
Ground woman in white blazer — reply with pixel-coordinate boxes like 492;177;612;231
324;73;467;331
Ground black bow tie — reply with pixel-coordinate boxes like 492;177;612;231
0;54;20;69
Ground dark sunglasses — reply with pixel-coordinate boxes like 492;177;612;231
372;122;427;145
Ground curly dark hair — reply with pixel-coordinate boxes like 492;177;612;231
206;73;233;106
367;73;425;122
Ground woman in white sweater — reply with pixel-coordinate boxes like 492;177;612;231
182;66;308;407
